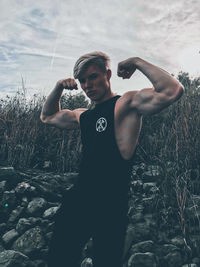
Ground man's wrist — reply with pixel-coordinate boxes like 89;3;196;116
131;57;142;67
55;81;64;91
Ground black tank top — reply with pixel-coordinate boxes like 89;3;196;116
78;95;133;203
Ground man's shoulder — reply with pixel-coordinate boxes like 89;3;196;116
80;108;93;120
115;91;139;110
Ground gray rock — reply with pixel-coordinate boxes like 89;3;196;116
156;231;169;244
143;183;158;193
2;229;19;247
149;186;159;195
192;257;200;265
135;163;147;176
142;197;156;212
0;165;199;267
40;219;50;229
8;206;24;223
143;214;156;227
29;172;78;201
81;257;93;267
130;180;143;193
123;226;136;260
142;171;159;183
141;165;162;183
45;232;53;243
128;252;157;267
190;235;200;255
182;264;197;267
0;180;7;193
0;166;15;176
32;259;47;267
28;217;42;225
171;236;185;248
16;218;32;234
0;250;34;267
123;224;152;260
45;222;55;233
130;240;155;254
40;248;48;258
21;197;29;207
26;198;47;216
0;167;19;182
0;244;5;253
164;251;183;267
127;223;152;243
130;211;144;223
12;226;45;257
43;161;52;170
131;165;140;177
0;223;6;233
61;172;79;185
15;182;36;196
43;206;59;219
155;243;180;258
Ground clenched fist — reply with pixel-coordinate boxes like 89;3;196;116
117;57;138;79
56;78;78;90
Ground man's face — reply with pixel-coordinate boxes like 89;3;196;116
78;64;111;103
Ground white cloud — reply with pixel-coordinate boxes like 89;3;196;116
0;0;200;97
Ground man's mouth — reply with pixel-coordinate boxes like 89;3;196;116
87;91;95;97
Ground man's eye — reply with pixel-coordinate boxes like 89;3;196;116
90;74;97;80
79;79;85;84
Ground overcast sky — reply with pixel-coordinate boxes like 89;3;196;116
0;0;200;98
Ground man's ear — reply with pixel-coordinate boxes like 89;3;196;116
107;69;112;80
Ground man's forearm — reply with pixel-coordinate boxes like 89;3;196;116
41;84;63;120
132;57;182;93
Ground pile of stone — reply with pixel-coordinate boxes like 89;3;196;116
0;165;199;267
123;164;200;267
0;166;76;267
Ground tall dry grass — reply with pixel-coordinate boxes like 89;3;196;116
0;89;89;172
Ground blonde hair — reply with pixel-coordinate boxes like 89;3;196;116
73;51;110;79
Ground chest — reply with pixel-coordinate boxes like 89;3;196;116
80;107;115;150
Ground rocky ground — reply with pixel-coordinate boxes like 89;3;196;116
0;164;199;267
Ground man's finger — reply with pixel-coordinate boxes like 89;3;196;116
118;70;129;77
117;71;123;77
117;68;125;76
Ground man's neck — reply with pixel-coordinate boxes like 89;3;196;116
94;91;117;104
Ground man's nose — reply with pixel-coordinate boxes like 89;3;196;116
85;79;92;90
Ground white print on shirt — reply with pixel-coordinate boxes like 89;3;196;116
96;117;107;132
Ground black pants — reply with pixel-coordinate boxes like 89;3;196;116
47;185;129;267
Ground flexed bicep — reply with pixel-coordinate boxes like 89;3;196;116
135;89;171;115
117;57;184;114
41;108;87;129
122;88;175;116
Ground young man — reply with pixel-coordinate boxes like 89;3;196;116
40;52;184;267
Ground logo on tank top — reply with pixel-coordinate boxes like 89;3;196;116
96;117;107;132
